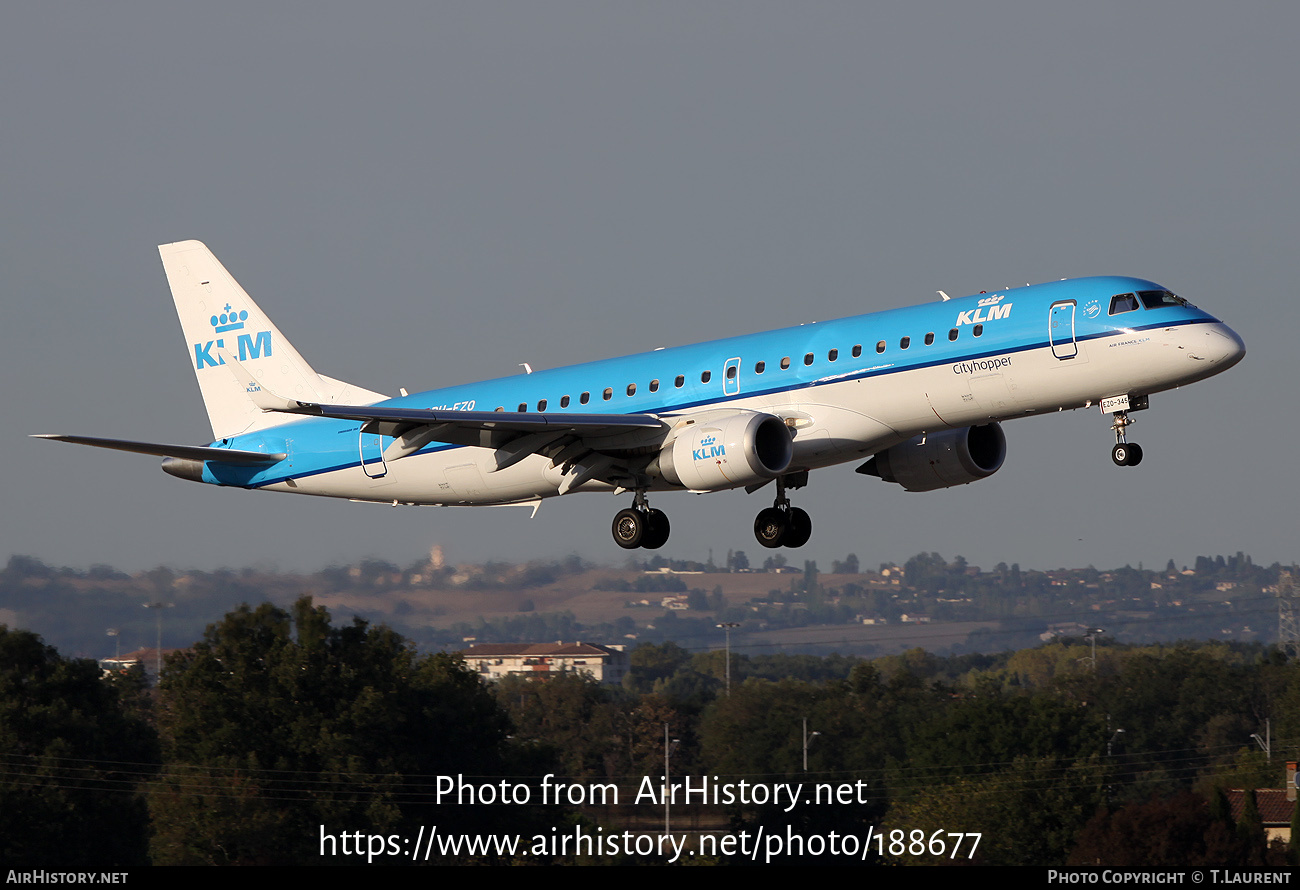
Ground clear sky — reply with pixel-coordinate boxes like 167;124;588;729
6;2;1296;574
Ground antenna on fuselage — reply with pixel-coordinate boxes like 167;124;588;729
519;363;533;375
937;290;951;302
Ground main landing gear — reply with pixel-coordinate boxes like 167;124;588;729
1109;410;1143;467
608;475;813;551
753;477;812;549
611;490;670;550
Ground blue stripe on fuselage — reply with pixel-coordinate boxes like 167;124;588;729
208;276;1218;489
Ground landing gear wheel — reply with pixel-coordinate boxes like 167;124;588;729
1111;443;1130;467
782;507;812;548
754;507;789;549
612;508;645;549
641;509;671;549
1126;443;1143;466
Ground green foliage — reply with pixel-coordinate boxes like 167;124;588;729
625;641;693;693
495;672;624;778
0;626;157;867
152;597;522;864
1069;792;1254;867
890;756;1109;866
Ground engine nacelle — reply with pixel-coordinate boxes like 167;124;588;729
654;412;794;491
857;423;1006;492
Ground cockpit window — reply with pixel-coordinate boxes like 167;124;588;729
1109;293;1140;315
1138;290;1189;310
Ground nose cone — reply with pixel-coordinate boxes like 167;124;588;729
1197;324;1246;370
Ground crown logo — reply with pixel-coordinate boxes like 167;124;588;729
977;295;1004;307
700;435;716;447
210;304;248;333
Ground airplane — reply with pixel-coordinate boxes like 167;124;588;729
36;241;1245;551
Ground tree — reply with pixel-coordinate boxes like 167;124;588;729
0;627;156;867
802;560;819;594
495;672;624;779
626;641;692;692
1069;793;1257;867
831;553;859;574
152;597;523;864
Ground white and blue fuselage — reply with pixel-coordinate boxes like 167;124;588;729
38;243;1244;551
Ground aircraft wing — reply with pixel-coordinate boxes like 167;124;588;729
268;401;670;491
270;402;663;433
32;434;286;464
222;347;670;487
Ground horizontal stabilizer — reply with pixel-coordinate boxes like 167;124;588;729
33;434;285;465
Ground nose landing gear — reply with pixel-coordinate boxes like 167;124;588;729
1110;410;1143;467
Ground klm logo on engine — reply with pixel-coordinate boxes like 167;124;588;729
956;295;1012;326
194;304;273;369
693;435;726;462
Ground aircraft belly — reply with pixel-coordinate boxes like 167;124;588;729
784;394;899;464
1007;337;1163;406
269;447;553;505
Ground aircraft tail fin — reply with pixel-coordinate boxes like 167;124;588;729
158;240;386;440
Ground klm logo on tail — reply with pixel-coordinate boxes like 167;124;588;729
194;304;272;368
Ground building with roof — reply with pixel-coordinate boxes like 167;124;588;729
458;642;628;685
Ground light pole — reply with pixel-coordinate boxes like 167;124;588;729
664;723;680;835
716;622;739;695
143;602;173;682
803;718;821;772
1252;719;1271;761
1082;627;1104;672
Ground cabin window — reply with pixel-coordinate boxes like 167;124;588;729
537;399;547;411
726;365;737;379
755;361;766;374
803;353;814;366
780;357;791;370
649;379;659;392
828;348;838;362
675;375;685;387
948;328;958;341
495;406;504;412
560;395;570;408
580;391;590;404
876;340;886;354
924;332;935;345
1109;293;1139;315
626;383;636;396
973;325;983;337
900;336;910;349
603;388;613;401
701;370;712;383
852;344;862;357
518;403;527;412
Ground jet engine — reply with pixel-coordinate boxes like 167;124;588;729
857;423;1006;492
653;412;793;491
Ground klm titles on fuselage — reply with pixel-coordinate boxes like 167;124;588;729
956;295;1012;327
193;305;272;369
693;435;725;462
